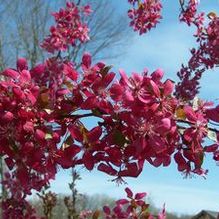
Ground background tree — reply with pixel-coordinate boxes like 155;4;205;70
0;0;130;69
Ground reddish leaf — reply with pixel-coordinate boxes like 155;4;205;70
206;106;219;123
81;96;97;109
5;157;15;170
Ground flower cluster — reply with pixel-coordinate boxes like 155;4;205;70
175;15;219;101
128;0;162;35
2;172;42;219
0;58;56;193
201;16;219;67
0;55;83;197
103;187;165;219
174;101;212;176
179;0;204;28
175;65;204;101
41;2;91;53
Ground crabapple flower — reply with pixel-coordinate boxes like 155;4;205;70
128;0;162;35
41;2;90;53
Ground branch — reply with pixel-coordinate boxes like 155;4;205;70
177;119;219;133
179;0;185;12
76;0;81;6
58;112;96;121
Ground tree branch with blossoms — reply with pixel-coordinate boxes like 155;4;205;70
1;0;219;218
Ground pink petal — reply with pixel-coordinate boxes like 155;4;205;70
109;83;123;101
119;69;129;86
163;79;174;96
2;69;19;79
116;199;129;205
184;106;197;122
83;151;94;171
150;80;160;97
63;63;78;81
30;64;45;77
82;52;91;70
23;121;34;133
2;111;14;122
158;118;171;134
204;144;218;153
103;72;115;87
125;187;133;198
17;58;28;71
103;206;111;215
20;70;31;83
151;68;164;81
98;163;117;176
88;126;102;142
68;125;83;142
35;129;46;141
135;192;147;200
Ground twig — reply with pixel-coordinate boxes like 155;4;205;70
177;119;219;133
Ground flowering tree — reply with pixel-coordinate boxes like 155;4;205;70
0;0;219;218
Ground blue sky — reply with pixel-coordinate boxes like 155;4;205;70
49;0;219;215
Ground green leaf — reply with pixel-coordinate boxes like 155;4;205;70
113;130;127;147
207;129;217;142
99;65;113;77
45;133;53;140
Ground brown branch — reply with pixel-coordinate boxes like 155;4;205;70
179;0;185;12
76;0;81;6
58;112;96;121
177;119;219;133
